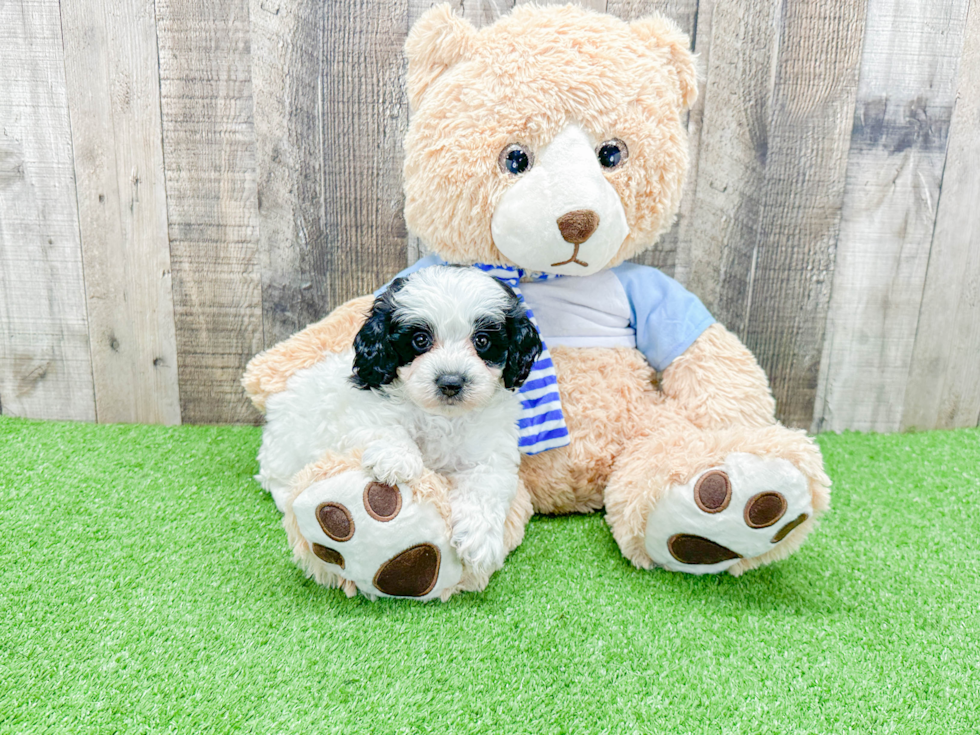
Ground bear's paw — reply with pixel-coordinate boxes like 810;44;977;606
291;471;462;600
644;453;813;574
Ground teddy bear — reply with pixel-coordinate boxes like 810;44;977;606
243;3;830;601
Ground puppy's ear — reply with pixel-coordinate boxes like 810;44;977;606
351;278;406;390
502;295;543;390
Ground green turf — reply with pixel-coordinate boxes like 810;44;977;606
1;417;978;734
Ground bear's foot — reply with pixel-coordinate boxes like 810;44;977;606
644;453;813;574
289;470;463;601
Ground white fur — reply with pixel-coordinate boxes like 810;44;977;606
258;267;525;576
490;123;630;276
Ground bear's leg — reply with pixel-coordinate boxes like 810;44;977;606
603;417;830;575
283;452;532;600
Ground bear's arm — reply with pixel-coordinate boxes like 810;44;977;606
241;295;373;412
611;262;775;429
660;323;776;429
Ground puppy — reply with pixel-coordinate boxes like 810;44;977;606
257;266;542;575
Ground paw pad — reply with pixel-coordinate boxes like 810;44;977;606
644;453;814;574
771;512;808;543
316;502;354;541
667;534;741;565
743;491;787;528
292;470;461;600
694;470;732;513
373;543;441;597
312;543;345;568
364;482;402;521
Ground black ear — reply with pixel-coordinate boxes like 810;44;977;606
351;278;406;390
501;294;543;390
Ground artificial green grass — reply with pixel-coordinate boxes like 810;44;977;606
1;417;978;734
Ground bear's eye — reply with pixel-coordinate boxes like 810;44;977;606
499;144;534;176
596;139;629;170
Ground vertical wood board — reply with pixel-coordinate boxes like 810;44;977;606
741;0;868;429
903;0;980;430
156;0;264;424
61;0;182;424
682;0;867;428
0;0;95;421
812;0;971;433
253;0;413;347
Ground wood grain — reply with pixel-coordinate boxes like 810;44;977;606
683;0;867;429
155;0;264;424
903;0;980;430
61;0;181;424
253;0;413;347
812;0;972;433
0;1;95;421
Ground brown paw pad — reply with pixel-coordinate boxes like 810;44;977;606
373;543;441;597
744;492;787;529
316;502;354;542
694;470;732;513
363;482;402;522
771;513;809;543
312;544;345;568
667;534;742;565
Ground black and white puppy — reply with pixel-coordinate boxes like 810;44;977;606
257;266;542;575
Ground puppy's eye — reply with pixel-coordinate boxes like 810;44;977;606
596;139;628;169
499;144;533;176
411;332;432;352
473;333;491;352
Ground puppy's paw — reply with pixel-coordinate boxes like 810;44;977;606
451;521;507;577
362;443;425;485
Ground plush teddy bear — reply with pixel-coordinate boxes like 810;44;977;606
243;3;830;601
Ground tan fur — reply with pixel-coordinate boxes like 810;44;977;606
241;295;373;412
661;323;777;430
247;4;832;588
520;345;661;514
403;4;696;268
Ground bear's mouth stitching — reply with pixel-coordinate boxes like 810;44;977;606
551;242;590;268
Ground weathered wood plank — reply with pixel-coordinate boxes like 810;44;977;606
682;0;867;429
607;0;701;278
253;0;413;347
812;0;971;433
903;0;980;430
155;0;264;424
0;1;95;421
61;0;181;424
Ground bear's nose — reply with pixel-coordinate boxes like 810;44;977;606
436;373;466;397
557;210;600;244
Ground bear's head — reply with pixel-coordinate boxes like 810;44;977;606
403;3;697;276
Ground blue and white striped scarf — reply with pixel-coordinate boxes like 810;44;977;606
470;263;570;455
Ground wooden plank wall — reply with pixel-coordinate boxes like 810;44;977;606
0;0;977;433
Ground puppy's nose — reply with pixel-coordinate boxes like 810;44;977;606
557;209;600;244
436;374;466;397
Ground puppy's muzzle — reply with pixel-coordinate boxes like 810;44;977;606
435;373;467;398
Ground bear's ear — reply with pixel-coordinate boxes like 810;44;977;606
406;4;477;110
630;15;698;110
